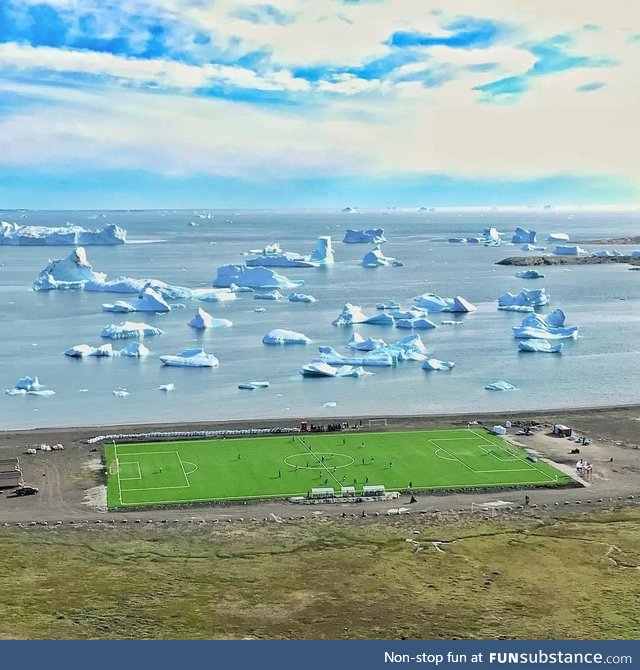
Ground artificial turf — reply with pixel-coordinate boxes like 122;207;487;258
104;428;572;508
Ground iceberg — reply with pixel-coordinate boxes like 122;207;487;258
0;221;126;245
196;289;237;303
516;270;545;279
422;358;455;371
342;228;387;244
413;293;477;312
86;277;193;300
448;238;467;243
498;287;549;308
347;333;386;351
120;342;151;357
238;381;270;390
309;236;334;265
113;389;130;397
441;320;464;325
317;346;394;367
15;375;44;391
521;244;546;251
389;334;428;357
126;287;171;312
332;303;370;326
254;290;283;300
335;365;373;378
483;227;502;243
512;227;537;244
288;292;317;303
361;245;403;267
517;340;563;353
90;343;116;357
262;329;311;345
102;301;136;313
513;310;579;340
158;383;175;391
485;381;516;391
254;307;267;312
100;321;164;339
300;362;338;377
32;246;105;291
64;344;95;357
246;242;318;268
395;317;437;329
159;348;219;367
188;307;233;329
376;300;400;309
498;305;535;313
229;284;254;293
554;245;588;256
363;312;395;326
547;233;570;242
213;265;304;289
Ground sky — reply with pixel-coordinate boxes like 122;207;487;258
0;0;639;208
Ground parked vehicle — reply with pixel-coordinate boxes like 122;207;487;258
15;485;39;496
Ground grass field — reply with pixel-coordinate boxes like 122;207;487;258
104;428;572;508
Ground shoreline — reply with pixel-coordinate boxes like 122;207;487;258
2;402;640;445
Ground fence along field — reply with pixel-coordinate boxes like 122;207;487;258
104;428;572;508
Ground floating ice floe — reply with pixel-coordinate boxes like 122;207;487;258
300;362;339;377
113;388;130;397
554;245;588;256
64;344;96;357
347;333;387;351
86;277;193;300
213;264;304;289
262;329;311;345
188;307;233;329
195;288;237;303
246;242;318;268
33;247;105;291
102;301;136;313
120;342;151;357
498;287;549;308
159;348;219;367
422;358;454;371
376;300;400;309
441;320;464;326
6;375;55;396
1;221;126;245
343;228;387;244
100;321;164;339
254;290;283;300
91;343;116;357
448;228;502;246
317;346;394;367
288;292;316;303
361;245;403;267
413;293;477;312
254;307;267;312
517;340;563;353
230;284;254;293
102;287;170;313
332;303;370;326
497;305;535;313
521;244;546;252
516;270;545;279
395;316;437;329
238;381;270;390
158;383;175;391
512;309;579;340
547;233;570;242
512;227;537;244
485;380;516;391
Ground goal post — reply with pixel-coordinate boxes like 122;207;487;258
368;418;388;429
108;459;119;476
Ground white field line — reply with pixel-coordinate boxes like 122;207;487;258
114;443;122;506
296;436;343;488
119;461;142;480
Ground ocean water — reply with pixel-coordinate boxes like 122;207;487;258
1;208;639;430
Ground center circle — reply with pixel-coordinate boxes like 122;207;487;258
284;452;355;470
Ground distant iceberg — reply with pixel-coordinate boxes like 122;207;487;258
120;342;151;357
517;340;563;353
497;305;535;313
347;333;386;351
188;307;233;329
288;292;316;303
108;287;171;313
422;358;454;371
332;303;370;326
254;290;283;301
262;329;311;345
86;277;193;300
100;321;164;339
213;264;304;289
91;343;116;357
103;301;136;313
64;344;96;357
238;380;270;390
196;288;237;303
362;312;395;326
485;380;516;391
513;309;579;340
342;228;387;244
554;245;588;256
246;242;317;268
516;270;545;279
159;348;219;367
361;245;403;267
301;362;339;377
376;300;400;309
413;293;477;312
7;375;55;396
1;221;126;246
395;316;437;329
317;346;394;367
512;227;537;244
158;383;175;391
498;287;549;308
521;244;546;252
309;236;334;265
33;246;105;291
547;233;570;242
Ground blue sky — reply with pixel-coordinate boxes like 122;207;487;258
0;1;638;208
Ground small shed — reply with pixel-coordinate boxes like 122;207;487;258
553;424;572;437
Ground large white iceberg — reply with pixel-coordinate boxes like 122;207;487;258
300;362;339;377
361;245;403;267
86;277;193;300
395;316;437;329
317;346;394;367
102;301;136;313
7;375;55;396
120;342;151;357
485;380;516;391
521;244;546;252
288;292;316;303
159;348;219;367
547;233;570;242
64;344;96;357
108;287;170;313
196;288;237;303
347;333;386;351
0;221;126;245
498;287;549;308
332;303;370;326
422;358;455;371
554;245;588;256
100;321;164;339
516;270;545;279
517;340;563;353
343;228;387;244
309;236;334;265
33;246;105;291
213;265;304;289
413;293;477;312
512;227;537;244
513;310;579;340
262;329;311;345
246;242;317;268
188;307;233;329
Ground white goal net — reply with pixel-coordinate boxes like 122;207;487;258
368;418;388;429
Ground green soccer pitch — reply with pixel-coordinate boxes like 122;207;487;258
104;428;573;508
